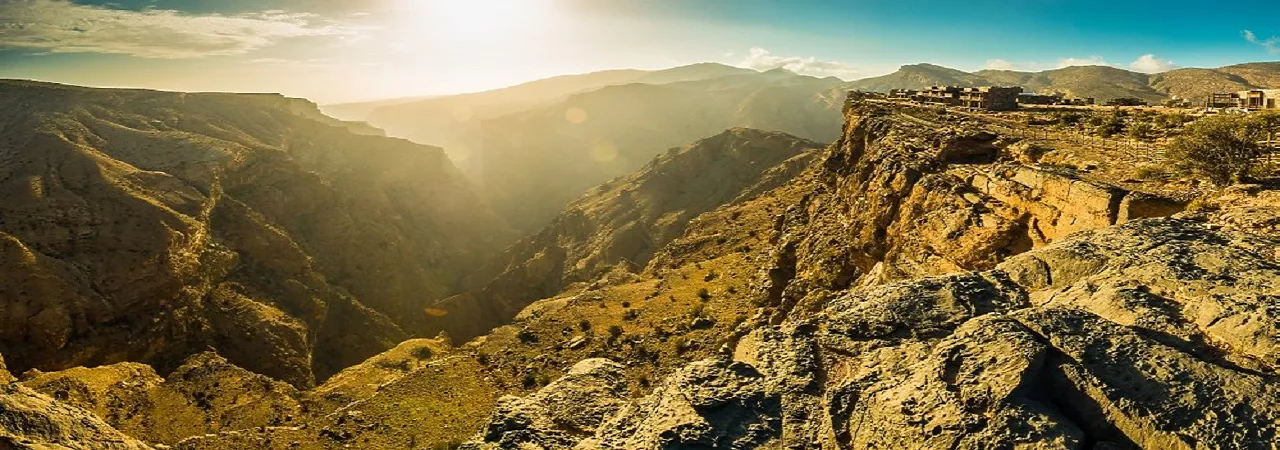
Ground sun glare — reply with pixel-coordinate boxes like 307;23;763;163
402;0;555;40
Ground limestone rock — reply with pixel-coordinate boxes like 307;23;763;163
465;358;629;449
0;383;152;450
470;197;1280;449
0;353;13;384
19;352;303;446
592;358;783;449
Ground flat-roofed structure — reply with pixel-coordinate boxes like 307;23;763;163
958;86;1023;111
1207;92;1240;108
1017;93;1064;105
911;85;1022;111
1239;89;1280;110
917;86;963;106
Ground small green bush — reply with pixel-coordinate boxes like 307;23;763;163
1166;112;1276;185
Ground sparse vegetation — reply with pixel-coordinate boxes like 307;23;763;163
411;346;435;360
1165;112;1278;185
516;329;539;344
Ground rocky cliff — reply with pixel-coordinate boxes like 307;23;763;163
6;94;1271;450
466;187;1280;450
0;80;511;388
430;128;823;340
464;100;1278;449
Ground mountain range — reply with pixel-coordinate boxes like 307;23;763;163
0;80;511;388
849;61;1280;103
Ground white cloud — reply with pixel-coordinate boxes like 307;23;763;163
1056;55;1111;68
1243;30;1280;54
0;0;358;59
981;56;1112;72
1129;54;1178;73
983;59;1017;71
739;47;859;79
982;55;1176;72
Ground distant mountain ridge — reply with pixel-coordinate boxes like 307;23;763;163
850;61;1280;103
321;63;758;174
474;69;846;231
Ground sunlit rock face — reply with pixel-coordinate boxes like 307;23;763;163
0;80;512;388
464;100;1276;449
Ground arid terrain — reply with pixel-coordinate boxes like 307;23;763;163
2;73;1277;450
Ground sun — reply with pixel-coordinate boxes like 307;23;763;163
400;0;554;40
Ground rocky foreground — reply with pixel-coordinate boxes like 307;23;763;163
468;190;1280;448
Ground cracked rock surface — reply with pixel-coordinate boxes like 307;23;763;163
468;197;1280;448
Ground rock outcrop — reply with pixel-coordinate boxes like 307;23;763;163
18;352;303;446
0;382;153;450
432;128;822;340
0;354;12;384
760;100;1185;309
463;100;1274;449
465;358;630;449
469;196;1280;449
0;80;512;388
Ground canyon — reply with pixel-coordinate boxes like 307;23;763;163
0;82;1277;450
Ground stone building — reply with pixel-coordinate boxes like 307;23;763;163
1239;89;1280;110
1206;92;1241;108
959;87;1022;111
914;86;1022;111
1016;93;1064;105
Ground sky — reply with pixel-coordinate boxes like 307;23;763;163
1;0;1278;103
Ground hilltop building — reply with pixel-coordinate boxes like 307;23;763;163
1017;93;1064;105
1206;92;1241;108
913;86;1023;111
1204;89;1280;110
1240;89;1280;110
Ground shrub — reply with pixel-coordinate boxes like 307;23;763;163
1165;113;1274;185
703;270;719;282
1052;111;1083;127
1091;113;1124;137
410;346;435;360
578;319;591;331
516;329;539;344
1133;165;1166;180
1127;121;1155;141
697;288;712;301
1154;112;1192;129
690;302;706;318
607;325;624;341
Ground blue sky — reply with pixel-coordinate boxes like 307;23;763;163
1;0;1277;103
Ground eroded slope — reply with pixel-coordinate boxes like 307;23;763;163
0;80;512;387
